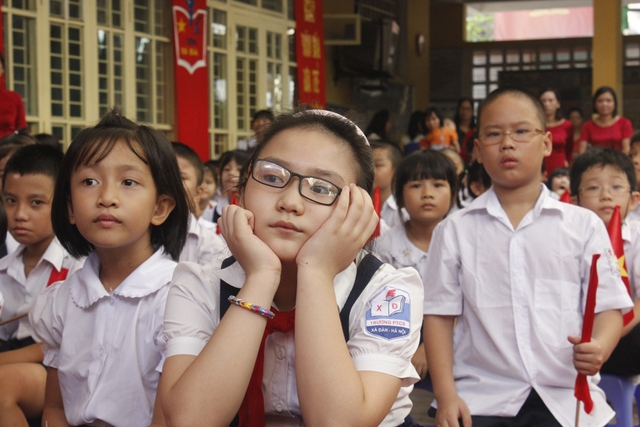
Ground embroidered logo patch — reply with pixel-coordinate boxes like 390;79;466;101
606;248;621;278
365;286;411;340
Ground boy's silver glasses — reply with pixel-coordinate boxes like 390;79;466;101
478;128;544;146
578;184;631;198
251;159;342;206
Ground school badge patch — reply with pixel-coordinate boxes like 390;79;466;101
365;286;411;341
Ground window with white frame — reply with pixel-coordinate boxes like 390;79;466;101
209;7;229;157
235;24;259;134
134;0;174;129
97;0;125;117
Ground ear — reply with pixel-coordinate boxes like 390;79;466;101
630;191;640;212
151;195;176;227
67;198;76;225
541;131;553;157
474;138;483;164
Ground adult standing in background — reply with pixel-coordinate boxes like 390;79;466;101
453;98;475;144
579;86;633;154
365;109;392;142
0;53;27;139
237;110;274;151
540;88;573;174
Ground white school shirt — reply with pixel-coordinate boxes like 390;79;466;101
623;220;640;301
0;238;83;341
626;204;640;223
163;252;423;427
29;249;176;427
376;225;428;283
380;195;408;231
423;185;633;427
201;201;217;223
180;213;226;265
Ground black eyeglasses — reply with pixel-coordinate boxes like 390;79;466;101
251;159;342;205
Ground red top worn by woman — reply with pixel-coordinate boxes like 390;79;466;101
0;88;27;139
546;119;573;174
580;117;633;151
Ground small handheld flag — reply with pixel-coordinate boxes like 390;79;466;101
607;206;634;326
574;253;600;420
371;186;381;239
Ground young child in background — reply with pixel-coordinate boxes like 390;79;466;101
30;112;190;427
172;142;225;263
212;150;250;223
545;167;571;198
376;150;458;382
0;145;84;427
626;134;640;222
198;161;218;225
441;147;467;211
421;108;460;152
237;110;275;151
570;148;640;376
371;141;406;230
466;160;491;200
159;110;423;427
424;88;632;427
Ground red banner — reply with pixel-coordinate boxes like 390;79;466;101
295;0;326;108
172;0;209;160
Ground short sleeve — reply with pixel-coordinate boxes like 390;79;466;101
346;263;423;387
197;229;227;266
625;223;640;301
29;281;67;368
622;117;634;139
581;214;634;313
579;120;592;142
163;261;222;359
423;220;463;315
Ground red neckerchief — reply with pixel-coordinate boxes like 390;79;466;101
47;267;69;287
238;307;295;427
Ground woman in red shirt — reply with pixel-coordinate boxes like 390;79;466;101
539;88;573;174
0;53;27;139
579;86;633;154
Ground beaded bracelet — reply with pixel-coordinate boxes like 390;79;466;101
228;295;275;319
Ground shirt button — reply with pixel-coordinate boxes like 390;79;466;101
99;347;104;356
276;347;285;360
274;401;284;412
109;297;115;305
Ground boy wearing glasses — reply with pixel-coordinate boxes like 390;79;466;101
570;147;640;378
423;88;632;427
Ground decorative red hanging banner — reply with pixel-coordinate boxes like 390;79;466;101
0;1;4;89
172;0;209;160
295;0;326;108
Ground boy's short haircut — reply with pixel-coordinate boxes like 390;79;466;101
2;144;63;189
476;87;546;132
631;131;640;148
172;142;204;186
370;141;403;169
203;159;218;185
570;147;636;196
252;109;275;126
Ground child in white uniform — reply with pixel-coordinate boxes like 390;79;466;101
423;88;633;427
29;112;190;427
376;150;459;381
570;148;640;377
0;145;84;426
172;142;226;264
159;110;423;427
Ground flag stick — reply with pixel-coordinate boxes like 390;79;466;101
0;312;28;327
575;399;581;427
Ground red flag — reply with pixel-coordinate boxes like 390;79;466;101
371;187;381;239
559;189;571;204
47;268;69;287
574;253;600;414
607;205;634;325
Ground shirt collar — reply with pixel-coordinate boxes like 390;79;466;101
386;226;427;266
463;184;563;228
188;213;198;236
70;249;176;308
0;238;69;274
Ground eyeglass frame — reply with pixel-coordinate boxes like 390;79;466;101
250;159;343;206
477;128;545;146
578;184;632;199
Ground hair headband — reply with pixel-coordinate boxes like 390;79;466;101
296;109;370;146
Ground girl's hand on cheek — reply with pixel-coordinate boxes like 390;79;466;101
219;205;281;281
296;184;378;278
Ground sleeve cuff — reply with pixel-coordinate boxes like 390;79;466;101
351;353;420;387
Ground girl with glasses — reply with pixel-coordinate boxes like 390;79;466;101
159;109;424;427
